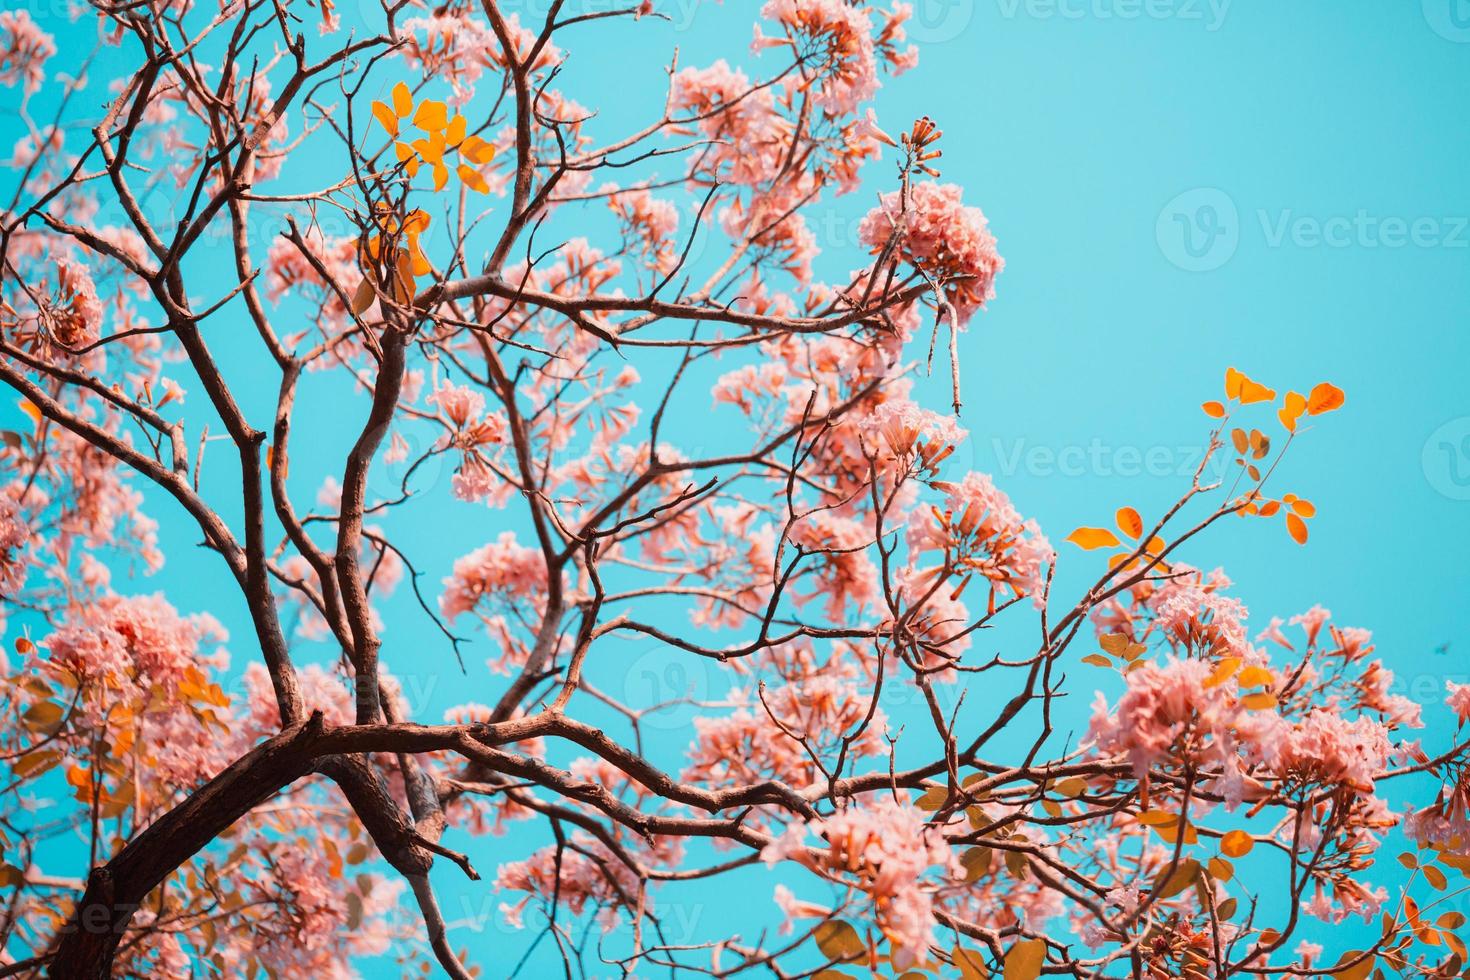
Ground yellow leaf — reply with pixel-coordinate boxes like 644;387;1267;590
1152;858;1200;900
1053;777;1087;798
1115;506;1143;540
813;920;865;963
1237;665;1273;688
1220;829;1254;857
1204;657;1240;689
1224;367;1244;400
1066;527;1120;550
1307;382;1345;415
1278;390;1306;431
432;161;449;192
406;238;432;277
1080;654;1111;668
391;81;412;118
461;135;496;165
955;945;990;980
12;748;61;778
445;113;467;147
1002;938;1045;980
350;278;376;315
411;137;443;166
413;99;448;132
394;141;415;162
370;100;398;136
1240;692;1278;711
1330;951;1374;980
458;164;489;194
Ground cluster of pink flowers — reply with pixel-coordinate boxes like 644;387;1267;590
0;489;30;603
1147;565;1251;658
400;9;560;103
1271;710;1395;795
49;259;104;350
755;0;915;116
907;471;1054;605
788;511;880;618
46;593;227;709
858;181;1005;325
265;230;360;335
426;382;509;502
685;667;887;791
763;796;952;968
605;186;681;274
496;833;645;931
0;10;53;94
859;399;966;474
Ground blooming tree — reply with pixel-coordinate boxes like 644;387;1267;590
0;1;1464;978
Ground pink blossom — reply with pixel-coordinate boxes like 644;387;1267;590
858;181;1004;324
0;11;53;94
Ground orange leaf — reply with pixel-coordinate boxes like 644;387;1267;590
1115;507;1143;540
1202;400;1226;418
458;164;489;194
1240;692;1278;711
18;399;41;426
1204;657;1241;689
1307;382;1345;415
413;99;448;132
461;135;496;165
1066;527;1121;550
1278;390;1306;431
445;113;467;148
370;100;398;136
1224;367;1245;400
350;278;376;315
390;81;412;118
1239;376;1276;405
1290;498;1316;517
1221;829;1254;858
1238;665;1273;687
1286;513;1308;545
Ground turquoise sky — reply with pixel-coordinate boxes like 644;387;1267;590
4;0;1469;976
